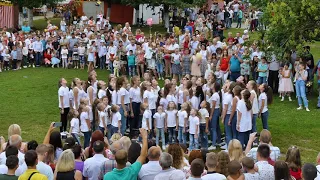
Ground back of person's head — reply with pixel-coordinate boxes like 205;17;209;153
159;152;173;169
93;140;105;154
63;137;76;150
285;146;302;171
27;140;38;150
241;157;255;170
191;158;204;177
260;129;272;144
148;146;161;161
128;142;141;164
216;151;230;177
5;145;18;157
9;134;22;148
36;144;49;156
257;144;270;160
25;150;38;167
274;160;292;180
115;149;128;166
49;131;62;150
8;124;21;138
302;163;317;180
119;136;131;152
228;139;244;161
167;144;184;169
110;141;123;155
72;145;82;159
56;149;75;173
206;152;218;169
189;150;203;165
6;155;19;170
228;160;242;176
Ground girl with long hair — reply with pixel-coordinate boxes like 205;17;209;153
237;89;252;148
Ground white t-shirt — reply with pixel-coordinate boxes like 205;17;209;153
166;94;177;105
223;93;233;114
117;87;130;105
210;92;220;109
129;87;142;103
199;108;209;124
98;89;106;99
258;92;268;113
153;112;166;128
111;90;117;105
159;98;168;110
166;110;178;127
111;112;121;127
190;96;200;110
237;100;252;132
189;116;200;135
316;165;320;180
142;110;152;130
177;110;188;127
70;118;80;134
58;86;70;108
244;172;260;180
251;90;259;114
61;49;68;59
104;105;111;125
98;111;107;128
80;112;89;132
202;173;226;180
143;90;157;110
233;3;240;12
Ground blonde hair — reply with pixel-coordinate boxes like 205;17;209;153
119;136;132;152
110;133;121;143
8;124;21;139
228;139;244;161
55;149;75;172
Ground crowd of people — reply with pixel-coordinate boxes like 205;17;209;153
0;0;320;179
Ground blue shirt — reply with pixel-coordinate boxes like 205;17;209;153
128;55;136;66
22;26;31;33
11;50;17;59
229;56;241;72
258;62;268;77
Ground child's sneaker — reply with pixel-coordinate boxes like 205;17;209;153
288;97;292;101
32;65;35;68
208;145;216;150
297;106;303;110
306;108;310;112
162;145;166;151
281;96;284;101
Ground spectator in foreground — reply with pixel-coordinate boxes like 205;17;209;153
255;144;274;180
0;145;27;176
189;158;205;180
54;149;82;180
138;146;162;180
316;153;320;179
285;146;302;180
227;160;244;180
103;128;148;180
154;152;185;180
241;157;259;180
274;161;295;180
302;163;317;180
0;155;19;180
216;151;230;177
18;150;48;180
35;144;54;180
0;135;25;166
202;152;226;180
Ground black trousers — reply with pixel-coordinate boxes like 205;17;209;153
268;70;279;93
60;107;70;132
130;102;141;137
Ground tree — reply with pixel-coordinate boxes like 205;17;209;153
251;0;320;60
121;0;206;28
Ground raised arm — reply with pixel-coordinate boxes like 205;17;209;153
136;128;148;164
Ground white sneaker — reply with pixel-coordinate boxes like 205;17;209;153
297;106;303;110
288;97;292;101
306;108;310;112
220;144;227;150
279;94;282;98
162;146;166;150
32;65;35;68
208;145;216;150
281;97;284;101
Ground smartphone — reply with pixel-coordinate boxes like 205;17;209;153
255;132;260;138
53;122;62;128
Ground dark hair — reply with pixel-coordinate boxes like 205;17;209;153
164;83;172;98
93;140;105;153
261;83;273;105
116;76;126;91
72;145;82;159
274;161;293;180
5;145;18;157
285;146;302;172
302;163;317;180
25;150;38;167
257;144;270;159
128;142;141;164
233;85;242;97
241;157;254;170
49;131;63;153
6;155;19;169
89;130;104;158
242;89;252;110
63;137;76;150
228;160;242;175
190;158;204;177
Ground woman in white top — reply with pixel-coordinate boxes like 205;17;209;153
97;80;107;99
221;82;233;148
142;81;157;114
258;83;273;130
87;41;96;72
129;76;142;137
164;83;177;106
177;77;192;109
200;44;209;76
58;78;70;132
86;75;97;106
116;76;130;135
237;89;253;148
247;80;259;132
72;78;86;110
208;83;221;150
229;84;242;140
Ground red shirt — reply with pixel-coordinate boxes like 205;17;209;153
290;168;302;180
220;57;230;71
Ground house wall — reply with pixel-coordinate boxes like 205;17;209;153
133;4;162;25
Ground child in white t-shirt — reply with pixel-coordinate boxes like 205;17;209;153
79;104;91;148
242;157;260;180
165;101;178;144
69;110;81;145
97;102;107;136
189;108;200;150
141;103;152;140
111;105;121;136
198;101;210;150
61;46;68;68
177;102;188;145
153;105;166;150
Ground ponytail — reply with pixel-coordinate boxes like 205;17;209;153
243;89;252;110
263;83;273;105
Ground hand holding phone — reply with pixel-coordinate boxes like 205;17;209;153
53;122;62;128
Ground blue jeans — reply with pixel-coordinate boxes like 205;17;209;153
156;63;164;76
168;127;176;144
261;110;269;129
231;114;238;139
156;128;165;146
210;109;221;145
178;126;187;145
100;56;106;69
252;114;258;132
199;124;208;149
119;106;128;136
189;134;199;150
109;61;114;73
230;71;240;82
236;18;242;28
35;52;41;66
238;130;250;149
129;65;135;77
234;12;238;21
82;131;91;148
71;133;81;146
224;114;232;147
110;125;119;136
258;76;267;84
295;80;308;108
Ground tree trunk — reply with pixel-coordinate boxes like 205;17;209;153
28;8;33;27
107;1;111;18
163;4;169;29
